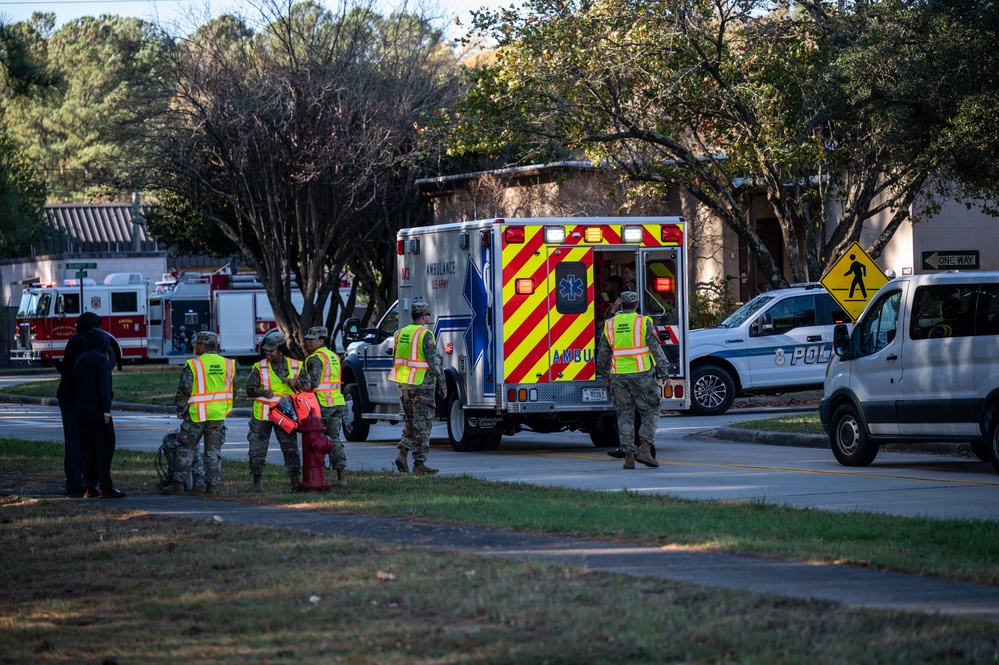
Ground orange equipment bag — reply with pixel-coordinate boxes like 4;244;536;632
268;393;321;434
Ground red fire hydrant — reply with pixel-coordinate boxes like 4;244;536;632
297;413;334;492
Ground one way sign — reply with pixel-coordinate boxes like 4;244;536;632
922;250;980;271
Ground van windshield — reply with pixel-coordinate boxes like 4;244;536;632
715;294;775;329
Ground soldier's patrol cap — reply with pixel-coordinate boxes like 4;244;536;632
304;326;328;340
261;330;286;351
620;291;639;304
194;330;218;346
411;302;432;317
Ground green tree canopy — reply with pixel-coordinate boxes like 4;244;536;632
117;1;462;350
446;0;999;287
2;13;174;200
0;18;51;255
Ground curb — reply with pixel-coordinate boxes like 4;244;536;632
716;426;828;449
714;425;975;456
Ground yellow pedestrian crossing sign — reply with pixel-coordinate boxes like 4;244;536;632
820;242;890;321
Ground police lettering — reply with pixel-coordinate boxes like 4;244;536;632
783;343;832;366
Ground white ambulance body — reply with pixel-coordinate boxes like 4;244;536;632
340;217;690;451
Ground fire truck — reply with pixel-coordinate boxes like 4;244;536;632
340;217;690;451
11;271;306;365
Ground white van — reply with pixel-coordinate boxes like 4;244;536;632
820;272;999;474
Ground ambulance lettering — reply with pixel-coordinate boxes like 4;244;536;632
774;344;832;367
551;348;593;364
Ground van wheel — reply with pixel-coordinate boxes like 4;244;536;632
447;392;480;452
690;365;735;416
830;403;878;467
986;410;999;474
342;383;370;442
970;440;990;463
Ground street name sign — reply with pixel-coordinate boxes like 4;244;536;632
820;242;891;321
921;250;979;271
66;262;97;270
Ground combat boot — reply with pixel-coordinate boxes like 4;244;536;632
336;468;348;488
395;450;410;474
161;480;185;495
412;461;439;475
623;452;636;469
204;483;218;497
635;442;660;468
243;475;262;493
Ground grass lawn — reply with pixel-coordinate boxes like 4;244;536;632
3;438;999;663
729;412;825;435
1;367;256;409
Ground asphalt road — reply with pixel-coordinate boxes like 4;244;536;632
2;398;997;522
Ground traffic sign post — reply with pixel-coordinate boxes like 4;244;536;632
820;242;891;321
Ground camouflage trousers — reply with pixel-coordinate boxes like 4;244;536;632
247;418;301;479
399;387;435;463
610;370;661;454
173;417;226;486
318;404;346;470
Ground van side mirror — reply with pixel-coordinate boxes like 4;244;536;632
342;317;362;343
833;324;852;359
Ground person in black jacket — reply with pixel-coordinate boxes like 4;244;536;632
74;328;125;498
55;311;102;497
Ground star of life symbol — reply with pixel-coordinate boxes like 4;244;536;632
774;348;786;367
559;274;585;302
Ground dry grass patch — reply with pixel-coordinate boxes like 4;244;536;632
2;497;998;664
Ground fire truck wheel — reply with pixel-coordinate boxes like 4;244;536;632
342;383;370;442
587;416;619;448
690;364;736;416
447;392;481;452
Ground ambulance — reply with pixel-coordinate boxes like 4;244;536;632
340;217;690;451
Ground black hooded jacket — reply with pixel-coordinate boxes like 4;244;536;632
56;312;102;401
73;328;113;416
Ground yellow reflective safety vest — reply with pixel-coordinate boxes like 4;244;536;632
251;357;301;420
307;347;345;407
603;312;655;374
186;353;235;422
389;324;432;385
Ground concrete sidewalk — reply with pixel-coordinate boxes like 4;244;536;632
3;471;999;624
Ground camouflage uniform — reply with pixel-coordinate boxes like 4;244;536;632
172;360;227;486
596;311;669;455
299;351;346;470
399;332;445;463
246;360;302;480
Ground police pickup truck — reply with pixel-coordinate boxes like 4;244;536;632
688;283;848;415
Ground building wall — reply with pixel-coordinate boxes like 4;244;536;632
907;198;998;273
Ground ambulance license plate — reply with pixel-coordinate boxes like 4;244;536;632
582;388;607;402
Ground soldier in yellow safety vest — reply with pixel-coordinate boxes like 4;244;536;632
389;302;446;474
244;331;304;492
293;325;348;487
162;331;235;496
595;291;670;469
